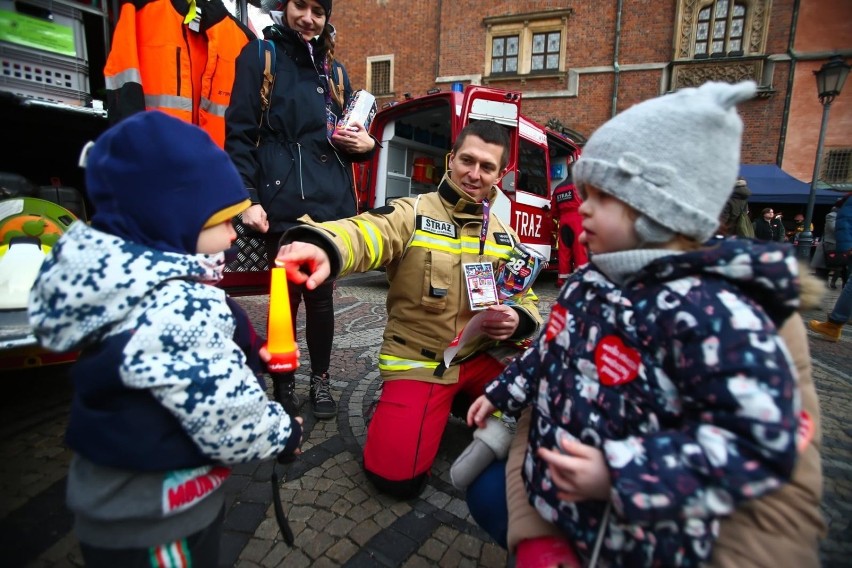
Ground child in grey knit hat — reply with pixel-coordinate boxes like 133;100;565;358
464;81;805;567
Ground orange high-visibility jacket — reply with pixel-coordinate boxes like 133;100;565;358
104;0;253;147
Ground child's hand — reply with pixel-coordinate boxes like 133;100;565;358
537;439;611;502
467;395;497;428
277;416;304;464
258;346;300;363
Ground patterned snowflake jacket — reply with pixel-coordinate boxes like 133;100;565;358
484;238;800;567
28;222;300;548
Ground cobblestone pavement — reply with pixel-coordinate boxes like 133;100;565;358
1;271;849;567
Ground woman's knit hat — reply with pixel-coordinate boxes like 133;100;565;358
85;111;250;254
573;81;757;244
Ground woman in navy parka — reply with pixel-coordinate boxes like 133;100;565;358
225;0;375;419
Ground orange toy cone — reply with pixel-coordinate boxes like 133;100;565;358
265;266;299;372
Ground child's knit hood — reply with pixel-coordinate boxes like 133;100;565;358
85;111;249;255
573;81;756;244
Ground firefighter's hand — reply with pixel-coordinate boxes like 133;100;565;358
274;242;331;290
259;346;301;363
332;121;375;154
481;304;520;341
242;204;269;233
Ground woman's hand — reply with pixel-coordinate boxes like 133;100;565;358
242;204;270;233
331;120;375;154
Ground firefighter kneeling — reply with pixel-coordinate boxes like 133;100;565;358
275;121;542;498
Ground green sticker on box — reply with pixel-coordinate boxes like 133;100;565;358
0;10;76;57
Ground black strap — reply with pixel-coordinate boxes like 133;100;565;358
271;466;295;546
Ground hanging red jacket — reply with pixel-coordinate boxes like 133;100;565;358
552;177;588;283
104;0;253;147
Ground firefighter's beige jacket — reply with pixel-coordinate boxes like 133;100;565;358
286;175;542;384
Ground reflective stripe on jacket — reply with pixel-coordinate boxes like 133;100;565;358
104;0;252;147
290;176;543;384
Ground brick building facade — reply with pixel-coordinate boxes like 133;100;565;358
330;0;851;190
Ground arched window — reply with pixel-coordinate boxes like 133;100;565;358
694;0;747;58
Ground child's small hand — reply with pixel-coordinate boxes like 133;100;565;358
467;395;497;428
537;439;611;502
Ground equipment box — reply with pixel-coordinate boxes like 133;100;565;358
0;43;90;104
0;0;90;105
0;0;88;60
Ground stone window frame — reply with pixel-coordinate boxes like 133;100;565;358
367;54;394;96
823;148;852;185
674;0;771;61
483;10;572;81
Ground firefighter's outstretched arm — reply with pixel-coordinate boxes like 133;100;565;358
275;242;331;290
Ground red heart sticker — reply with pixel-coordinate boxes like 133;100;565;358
595;335;641;386
518;266;531;278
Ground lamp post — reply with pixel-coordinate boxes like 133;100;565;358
796;55;851;260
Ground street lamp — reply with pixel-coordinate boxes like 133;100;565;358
796;55;851;260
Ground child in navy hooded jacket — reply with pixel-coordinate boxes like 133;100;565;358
467;82;800;567
28;111;302;567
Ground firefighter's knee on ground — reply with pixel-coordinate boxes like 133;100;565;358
364;467;428;500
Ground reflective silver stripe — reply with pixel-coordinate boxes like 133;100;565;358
200;97;228;117
145;94;193;112
104;67;142;90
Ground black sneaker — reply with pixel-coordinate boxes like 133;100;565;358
272;374;301;417
310;372;337;419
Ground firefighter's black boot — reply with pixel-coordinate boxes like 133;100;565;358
310;372;337;419
272;373;300;417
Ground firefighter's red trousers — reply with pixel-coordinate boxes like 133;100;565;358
363;353;505;497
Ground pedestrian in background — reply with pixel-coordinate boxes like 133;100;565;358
718;177;754;238
551;166;588;286
753;207;776;240
771;210;786;241
226;0;376;419
811;196;847;286
810;193;852;341
28;112;303;567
